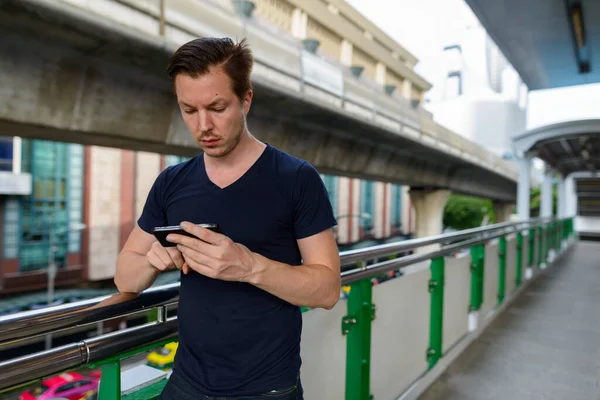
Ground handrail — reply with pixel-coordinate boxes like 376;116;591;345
0;283;179;345
0;217;569;393
0;219;548;348
0;319;178;392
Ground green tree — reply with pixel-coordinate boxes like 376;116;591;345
529;186;557;217
443;195;496;230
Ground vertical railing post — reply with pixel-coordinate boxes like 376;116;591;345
427;257;445;369
557;220;562;251
344;278;374;400
498;237;506;304
469;244;485;311
538;226;544;268
98;361;121;400
528;228;534;267
516;232;523;288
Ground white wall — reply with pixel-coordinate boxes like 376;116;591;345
429;96;526;156
527;83;600;130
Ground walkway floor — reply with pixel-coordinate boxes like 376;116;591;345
419;241;600;400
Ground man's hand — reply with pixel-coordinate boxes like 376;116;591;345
146;241;190;274
166;221;257;282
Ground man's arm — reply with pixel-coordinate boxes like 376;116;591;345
168;223;341;309
249;228;341;309
114;225;185;293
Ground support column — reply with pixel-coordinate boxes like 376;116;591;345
494;203;515;223
517;157;531;220
341;40;353;67
557;175;566;218
409;189;451;253
291;8;307;39
402;79;412;100
541;166;554;218
375;62;386;85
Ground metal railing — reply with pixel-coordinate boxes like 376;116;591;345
0;217;575;400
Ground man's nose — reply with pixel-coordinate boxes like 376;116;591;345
198;110;214;132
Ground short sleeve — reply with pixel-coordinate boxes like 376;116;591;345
292;162;338;239
137;169;168;234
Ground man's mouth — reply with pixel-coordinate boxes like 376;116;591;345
201;138;220;145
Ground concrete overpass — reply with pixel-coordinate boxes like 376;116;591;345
0;0;517;204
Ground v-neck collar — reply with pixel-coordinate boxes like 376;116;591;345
199;143;271;191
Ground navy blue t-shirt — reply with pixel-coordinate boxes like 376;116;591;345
137;143;337;396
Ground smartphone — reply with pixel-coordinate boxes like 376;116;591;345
152;223;221;247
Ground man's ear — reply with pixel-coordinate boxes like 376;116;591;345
243;89;253;115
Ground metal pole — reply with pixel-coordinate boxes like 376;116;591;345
159;0;165;36
517;157;530;220
45;226;57;350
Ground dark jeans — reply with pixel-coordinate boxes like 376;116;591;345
159;371;304;400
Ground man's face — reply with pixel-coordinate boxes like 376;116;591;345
174;67;252;158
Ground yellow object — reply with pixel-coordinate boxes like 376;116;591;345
147;341;178;370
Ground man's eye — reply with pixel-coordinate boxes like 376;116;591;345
183;109;195;114
213;107;226;113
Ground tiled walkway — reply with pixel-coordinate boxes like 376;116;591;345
419;242;600;400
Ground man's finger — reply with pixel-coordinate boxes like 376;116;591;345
182;262;190;275
178;244;219;270
167;234;219;259
166;248;185;269
181;221;224;244
147;252;167;271
183;256;217;279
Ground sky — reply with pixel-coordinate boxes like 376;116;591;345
345;0;479;83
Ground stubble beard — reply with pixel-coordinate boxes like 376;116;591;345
203;116;245;158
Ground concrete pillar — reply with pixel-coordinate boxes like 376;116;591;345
341;40;353;66
375;62;386;85
291;9;307;39
541;167;554;218
517;157;530;220
402;79;412;100
565;174;577;217
409;189;451;253
557;175;566;218
494;203;515;223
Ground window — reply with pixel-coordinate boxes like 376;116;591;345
56;382;77;393
3;197;19;258
320;175;338;217
360;180;374;232
165;155;191;168
391;185;402;228
19;140;70;272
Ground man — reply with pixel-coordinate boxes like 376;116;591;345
114;37;340;399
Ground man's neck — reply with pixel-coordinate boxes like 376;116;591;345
204;131;265;171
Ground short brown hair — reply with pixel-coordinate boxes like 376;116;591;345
166;37;253;100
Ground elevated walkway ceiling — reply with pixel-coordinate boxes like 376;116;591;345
513;119;600;175
465;0;600;90
0;0;517;201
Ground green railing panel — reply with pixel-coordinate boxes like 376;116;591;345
427;257;444;369
98;361;121;400
469;244;485;311
538;226;544;268
344;278;374;400
516;232;523;288
122;379;168;400
498;237;506;304
528;228;534;267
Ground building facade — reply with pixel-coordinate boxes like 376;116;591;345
424;21;528;159
0;139;415;294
